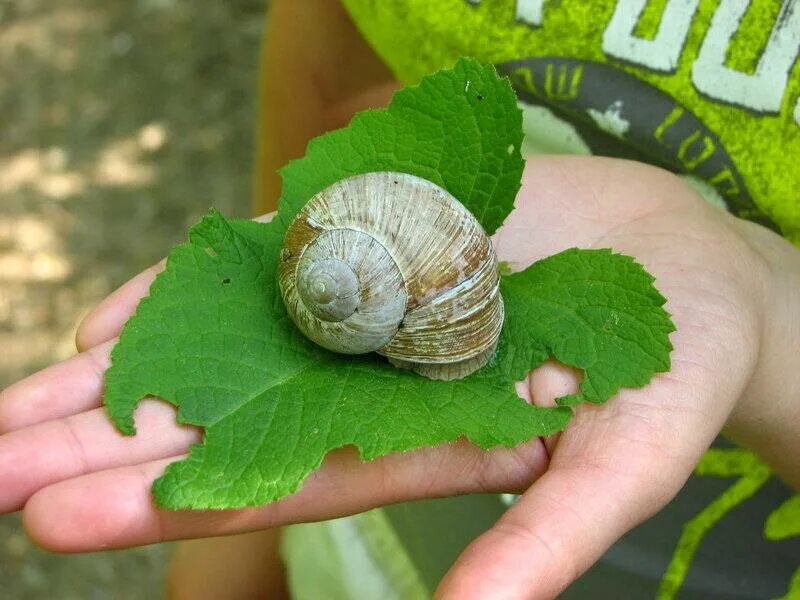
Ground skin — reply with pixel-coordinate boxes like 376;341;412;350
165;529;288;600
254;0;400;213
1;2;798;599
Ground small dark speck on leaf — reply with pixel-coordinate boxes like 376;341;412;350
476;94;484;100
222;278;231;284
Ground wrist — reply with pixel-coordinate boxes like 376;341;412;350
725;218;800;488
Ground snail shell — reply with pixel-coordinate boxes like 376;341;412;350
278;172;504;380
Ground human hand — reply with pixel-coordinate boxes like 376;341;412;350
1;156;798;599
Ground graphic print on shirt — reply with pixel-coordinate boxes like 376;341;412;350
497;57;779;230
488;0;800;233
469;0;800;112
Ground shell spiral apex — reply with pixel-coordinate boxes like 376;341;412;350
278;172;504;380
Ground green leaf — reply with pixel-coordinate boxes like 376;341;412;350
104;59;674;509
490;248;675;407
107;210;571;508
277;57;524;235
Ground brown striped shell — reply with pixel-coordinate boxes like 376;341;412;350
278;172;503;381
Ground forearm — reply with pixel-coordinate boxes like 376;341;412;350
254;0;398;213
726;218;800;489
166;530;288;600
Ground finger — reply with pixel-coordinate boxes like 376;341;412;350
0;400;199;513
0;340;115;434
436;385;706;600
24;436;549;552
528;361;581;408
11;213;281;430
436;467;639;599
526;360;582;455
75;212;276;352
75;262;164;352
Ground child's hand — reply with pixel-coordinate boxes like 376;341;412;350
1;156;798;599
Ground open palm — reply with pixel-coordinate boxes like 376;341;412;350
0;156;780;599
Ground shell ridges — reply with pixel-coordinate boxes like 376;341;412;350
278;172;504;380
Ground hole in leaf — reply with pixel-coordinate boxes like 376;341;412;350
498;261;514;277
525;359;582;407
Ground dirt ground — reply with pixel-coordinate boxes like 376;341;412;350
0;0;266;596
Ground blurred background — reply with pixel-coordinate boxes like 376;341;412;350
0;0;266;596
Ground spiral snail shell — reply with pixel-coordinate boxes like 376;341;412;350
278;172;504;380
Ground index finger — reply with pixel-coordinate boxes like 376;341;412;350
75;212;277;352
75;262;164;352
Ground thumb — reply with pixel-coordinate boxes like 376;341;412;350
435;429;692;599
435;468;656;599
